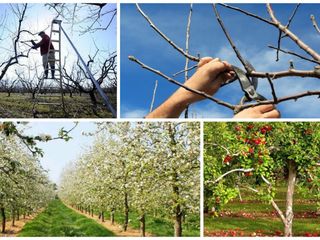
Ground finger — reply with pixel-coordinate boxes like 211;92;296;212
208;60;232;76
198;57;213;68
263;109;280;118
253;104;275;113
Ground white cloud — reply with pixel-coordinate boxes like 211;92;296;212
121;107;148;118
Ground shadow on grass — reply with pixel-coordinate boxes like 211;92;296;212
18;199;115;237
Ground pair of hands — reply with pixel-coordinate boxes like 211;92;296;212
146;57;280;118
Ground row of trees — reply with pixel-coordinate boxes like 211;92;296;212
59;122;200;237
0;123;56;233
204;122;320;236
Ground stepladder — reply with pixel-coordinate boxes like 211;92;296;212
32;19;67;117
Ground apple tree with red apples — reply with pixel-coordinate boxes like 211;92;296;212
204;122;320;237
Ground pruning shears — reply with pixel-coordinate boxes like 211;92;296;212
232;61;266;113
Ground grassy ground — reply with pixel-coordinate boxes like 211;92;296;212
204;186;320;236
0;92;116;118
104;210;200;237
18;200;115;237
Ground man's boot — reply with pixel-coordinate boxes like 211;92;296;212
44;69;49;79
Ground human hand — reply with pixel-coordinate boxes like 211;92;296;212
234;104;280;118
174;57;234;105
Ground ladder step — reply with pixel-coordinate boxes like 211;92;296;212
51;40;60;43
52;20;62;24
52;30;60;33
37;102;62;105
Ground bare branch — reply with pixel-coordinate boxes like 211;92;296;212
149;80;158;113
206;168;254;185
172;64;197;77
212;4;252;73
266;73;278;103
310;15;320;34
129;55;235;110
266;3;320;62
268;45;320;64
136;4;199;62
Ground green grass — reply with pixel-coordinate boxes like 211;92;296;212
104;210;200;237
0;92;115;118
18;200;115;237
205;185;319;236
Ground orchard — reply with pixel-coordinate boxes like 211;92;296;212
59;122;200;237
0;122;57;234
204;122;320;237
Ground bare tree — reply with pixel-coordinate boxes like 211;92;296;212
0;78;18;97
62;51;117;115
0;4;31;82
45;3;116;35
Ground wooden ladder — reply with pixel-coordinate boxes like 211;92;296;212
32;19;66;117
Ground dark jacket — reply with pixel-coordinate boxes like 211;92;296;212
33;34;54;55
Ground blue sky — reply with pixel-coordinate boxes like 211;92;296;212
121;4;320;118
24;122;96;184
0;3;116;82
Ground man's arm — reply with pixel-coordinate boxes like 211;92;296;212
146;57;280;119
31;38;45;49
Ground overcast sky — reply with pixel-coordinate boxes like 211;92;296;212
121;4;320;118
24;122;96;184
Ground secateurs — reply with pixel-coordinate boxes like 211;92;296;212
232;61;266;113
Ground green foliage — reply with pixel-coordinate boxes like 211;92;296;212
204;122;320;211
19;199;114;236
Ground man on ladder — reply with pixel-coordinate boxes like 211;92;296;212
31;31;55;79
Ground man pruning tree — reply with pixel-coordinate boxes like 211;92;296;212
31;31;55;79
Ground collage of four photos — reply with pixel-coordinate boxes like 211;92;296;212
0;2;319;238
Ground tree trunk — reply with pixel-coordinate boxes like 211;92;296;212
174;204;182;237
124;192;129;231
139;213;146;237
11;209;15;227
1;207;6;233
89;91;97;106
284;160;297;237
17;209;19;221
110;209;115;225
101;212;105;222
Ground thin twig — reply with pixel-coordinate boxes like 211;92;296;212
266;73;278;103
136;4;199;62
149;80;158;113
172;64;197;77
218;3;276;26
184;4;193;118
310;15;320;34
268;45;320;64
266;3;320;62
212;4;251;73
128;55;235;110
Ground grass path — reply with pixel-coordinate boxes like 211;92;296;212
18;199;115;237
67;205;152;237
